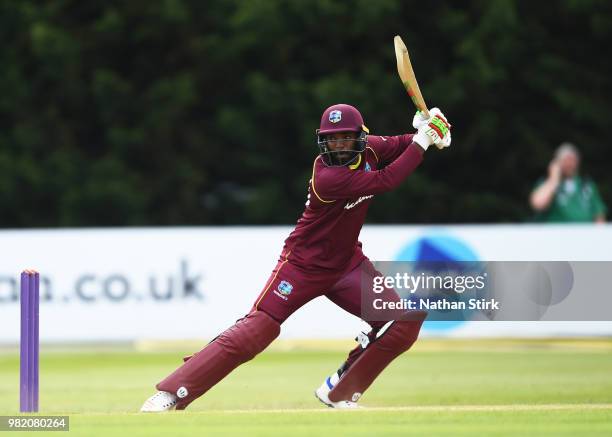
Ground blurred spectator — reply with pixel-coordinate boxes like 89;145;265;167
530;143;606;223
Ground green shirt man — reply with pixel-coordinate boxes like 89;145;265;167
530;143;606;223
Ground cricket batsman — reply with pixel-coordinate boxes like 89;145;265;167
141;103;451;411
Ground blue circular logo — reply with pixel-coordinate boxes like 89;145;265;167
395;234;479;332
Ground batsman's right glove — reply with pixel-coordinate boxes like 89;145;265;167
412;110;429;129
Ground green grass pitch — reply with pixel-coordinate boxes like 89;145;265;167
1;339;611;436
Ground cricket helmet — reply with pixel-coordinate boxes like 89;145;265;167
316;104;369;167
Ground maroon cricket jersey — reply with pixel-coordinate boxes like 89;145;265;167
282;134;423;272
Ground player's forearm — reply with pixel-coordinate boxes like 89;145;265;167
371;142;423;193
373;134;414;163
315;141;425;200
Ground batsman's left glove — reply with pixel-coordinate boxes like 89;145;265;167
413;108;451;150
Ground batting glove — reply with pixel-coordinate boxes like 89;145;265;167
412;110;429;129
438;130;451;148
412;107;448;129
431;108;451;148
413;109;451;150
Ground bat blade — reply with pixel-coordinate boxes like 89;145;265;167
394;35;429;118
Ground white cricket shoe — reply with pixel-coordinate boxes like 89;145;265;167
140;391;178;412
314;372;359;409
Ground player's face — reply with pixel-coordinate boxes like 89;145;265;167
326;132;358;162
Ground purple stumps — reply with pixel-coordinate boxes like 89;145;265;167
20;270;39;413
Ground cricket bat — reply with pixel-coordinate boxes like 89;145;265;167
394;35;444;149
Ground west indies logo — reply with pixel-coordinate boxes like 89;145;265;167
277;281;293;296
395;234;480;332
329;110;342;123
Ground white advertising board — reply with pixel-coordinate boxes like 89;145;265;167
1;224;611;342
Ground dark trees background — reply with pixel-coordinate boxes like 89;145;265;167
1;0;610;227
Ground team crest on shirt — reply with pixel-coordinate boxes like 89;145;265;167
278;281;293;295
274;280;293;300
329;110;342;123
365;162;371;172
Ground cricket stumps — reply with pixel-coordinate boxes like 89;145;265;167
20;269;40;413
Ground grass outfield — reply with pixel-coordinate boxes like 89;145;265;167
0;339;611;436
